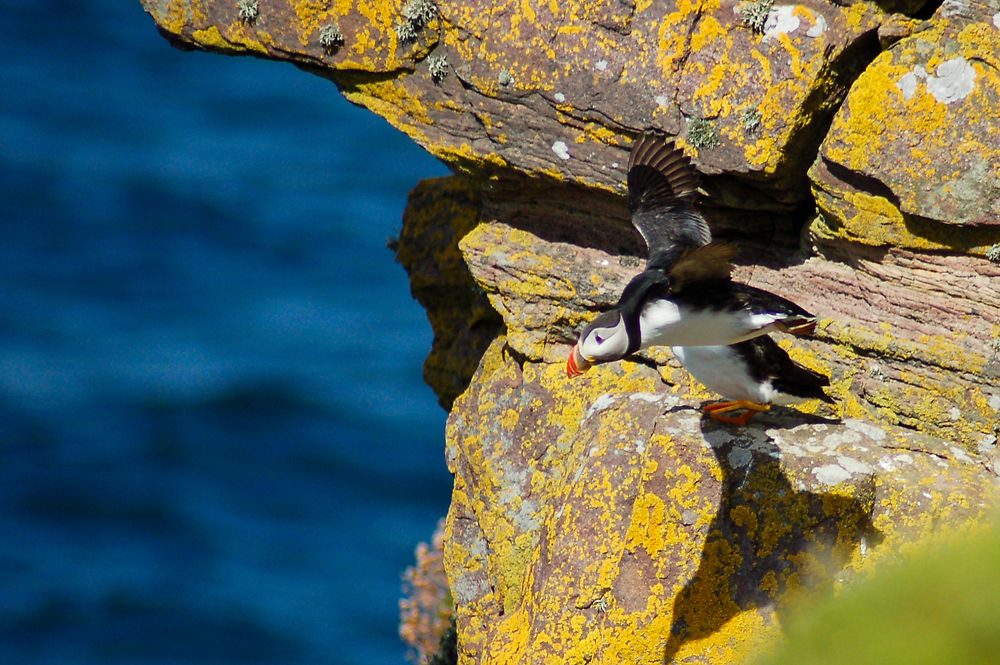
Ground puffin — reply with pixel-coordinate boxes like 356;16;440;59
672;337;836;425
566;131;818;377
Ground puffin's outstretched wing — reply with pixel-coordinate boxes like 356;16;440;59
627;131;712;261
665;242;737;290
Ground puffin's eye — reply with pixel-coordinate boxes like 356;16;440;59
594;333;604;344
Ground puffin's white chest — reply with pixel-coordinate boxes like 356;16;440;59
639;299;783;348
671;345;777;404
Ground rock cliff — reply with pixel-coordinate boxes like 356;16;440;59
142;1;1000;662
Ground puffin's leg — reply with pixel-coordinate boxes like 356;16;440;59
703;401;770;425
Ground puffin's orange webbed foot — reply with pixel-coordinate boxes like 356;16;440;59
703;401;770;426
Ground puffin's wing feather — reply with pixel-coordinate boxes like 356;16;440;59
663;242;737;291
627;132;711;256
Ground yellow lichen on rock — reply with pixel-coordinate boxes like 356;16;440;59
442;332;998;664
815;18;1000;238
149;0;206;35
191;24;272;54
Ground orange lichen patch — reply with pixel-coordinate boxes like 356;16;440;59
655;0;714;75
440;0;633;96
810;171;1000;256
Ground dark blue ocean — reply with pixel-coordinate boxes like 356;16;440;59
0;1;455;663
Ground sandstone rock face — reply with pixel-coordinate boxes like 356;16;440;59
395;178;502;409
142;1;1000;663
445;336;996;664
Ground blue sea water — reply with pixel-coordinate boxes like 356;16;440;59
0;1;454;663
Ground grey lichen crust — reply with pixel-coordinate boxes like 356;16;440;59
741;0;774;33
319;23;344;53
428;53;449;82
687;117;720;149
396;0;439;44
236;0;259;24
741;107;763;133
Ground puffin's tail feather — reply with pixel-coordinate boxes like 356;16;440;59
775;318;817;337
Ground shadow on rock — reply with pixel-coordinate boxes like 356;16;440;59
662;423;883;664
693;403;843;431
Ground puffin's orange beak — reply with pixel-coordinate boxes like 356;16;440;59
566;345;591;378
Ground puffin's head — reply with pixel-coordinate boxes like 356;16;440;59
566;310;630;377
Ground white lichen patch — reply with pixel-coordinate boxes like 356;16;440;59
994;11;1000;28
988;393;1000;411
813;464;853;485
818;429;863;450
949;446;975;464
805;12;827;37
552;141;571;160
899;58;977;104
836;455;874;475
513;498;541;532
628;392;663;403
585;392;618;419
927;57;976;103
763;6;800;39
938;0;971;18
595;59;608;71
896;67;924;100
655;95;669;107
844;419;886;443
554;92;566;103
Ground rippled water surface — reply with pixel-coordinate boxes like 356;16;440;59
1;2;453;663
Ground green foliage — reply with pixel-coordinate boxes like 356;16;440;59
758;523;1000;665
